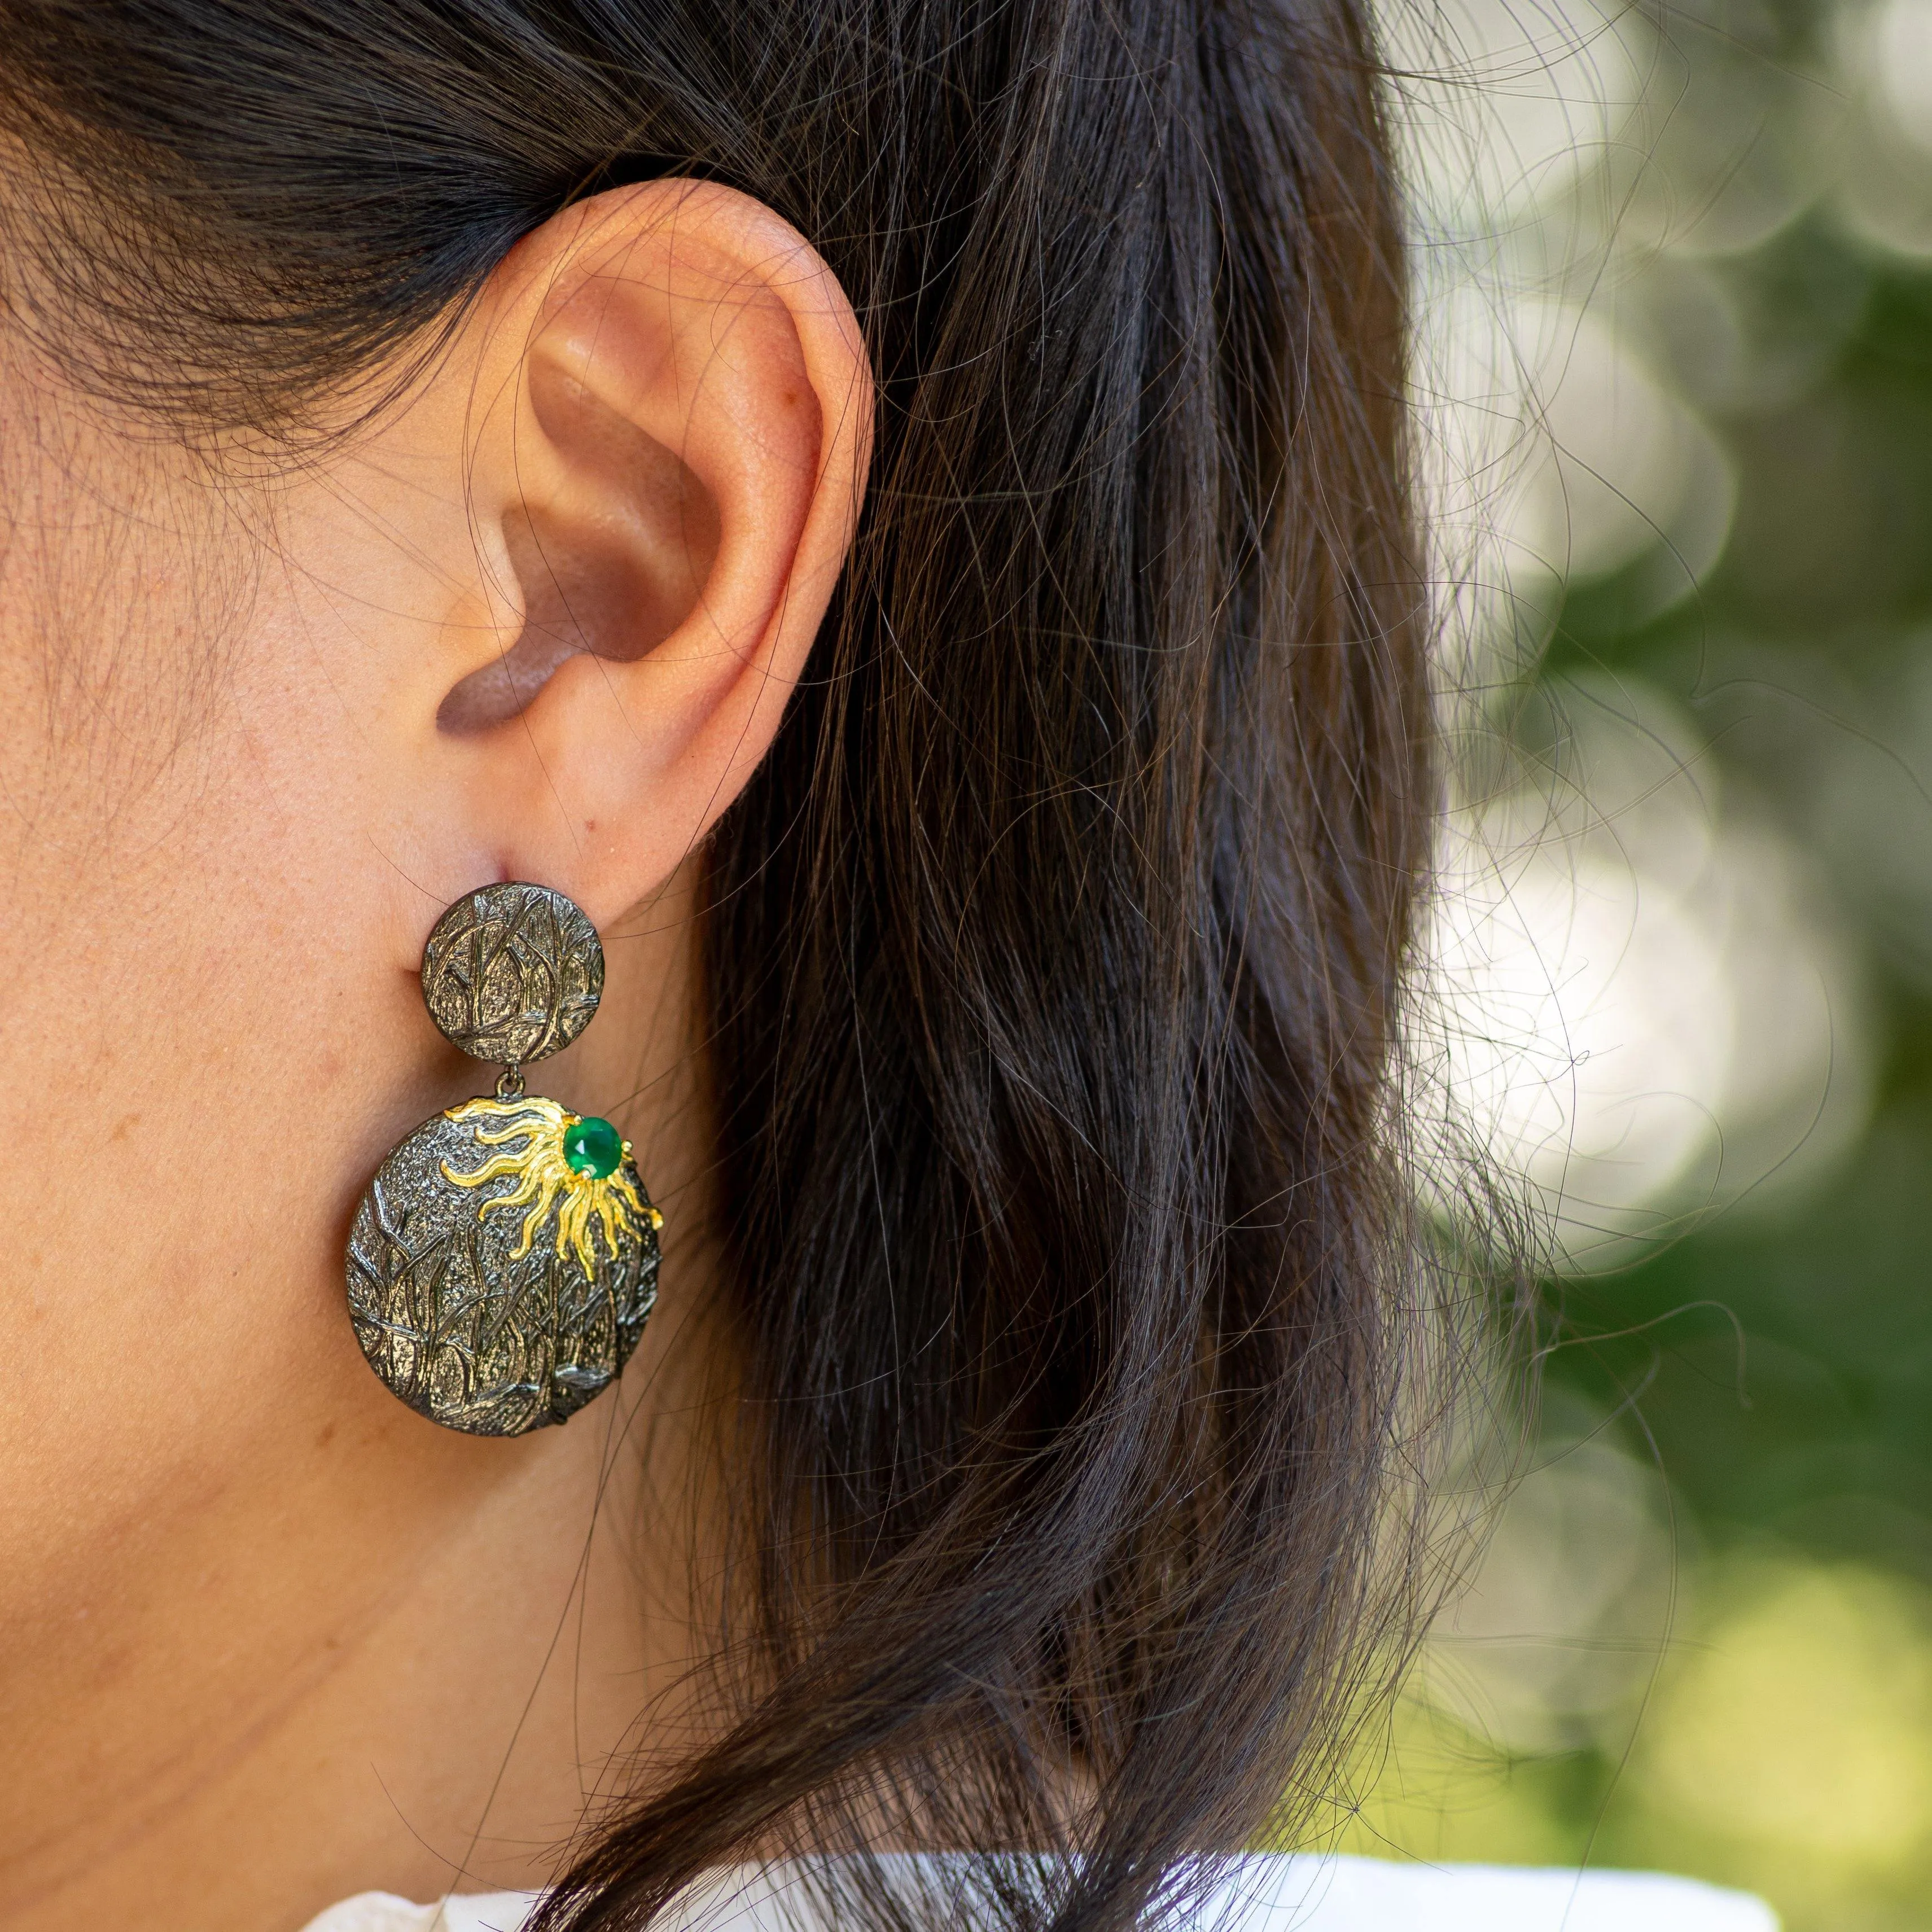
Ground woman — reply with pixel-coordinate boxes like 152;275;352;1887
0;4;1767;1929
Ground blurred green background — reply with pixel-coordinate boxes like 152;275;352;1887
1341;0;1932;1922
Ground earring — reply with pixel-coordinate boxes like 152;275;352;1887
344;881;662;1437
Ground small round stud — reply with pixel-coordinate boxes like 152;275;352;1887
420;881;603;1067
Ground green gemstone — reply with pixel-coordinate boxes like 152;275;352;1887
562;1114;624;1180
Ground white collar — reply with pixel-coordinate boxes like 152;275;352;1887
301;1852;1773;1932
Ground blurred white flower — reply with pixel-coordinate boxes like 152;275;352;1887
1431;1416;1676;1751
1421;675;1869;1266
1866;0;1932;148
1501;301;1736;586
1834;0;1932;253
1383;0;1653;228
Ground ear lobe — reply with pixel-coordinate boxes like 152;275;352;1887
424;181;870;927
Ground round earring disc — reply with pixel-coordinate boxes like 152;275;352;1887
421;881;603;1067
345;1097;660;1436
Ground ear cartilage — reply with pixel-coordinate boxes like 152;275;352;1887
344;881;661;1436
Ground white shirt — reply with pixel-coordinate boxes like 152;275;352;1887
302;1855;1777;1932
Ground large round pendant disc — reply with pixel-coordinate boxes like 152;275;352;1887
345;1097;659;1436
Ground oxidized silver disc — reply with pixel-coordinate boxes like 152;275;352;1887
345;1094;660;1436
421;881;603;1066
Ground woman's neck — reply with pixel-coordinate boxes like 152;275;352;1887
0;887;726;1932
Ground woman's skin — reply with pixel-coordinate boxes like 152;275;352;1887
0;181;870;1931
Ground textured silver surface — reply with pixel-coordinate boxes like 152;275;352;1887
345;1106;658;1436
420;882;603;1067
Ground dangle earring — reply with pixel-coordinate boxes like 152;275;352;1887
344;882;662;1437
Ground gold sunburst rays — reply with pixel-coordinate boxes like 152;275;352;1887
440;1096;661;1274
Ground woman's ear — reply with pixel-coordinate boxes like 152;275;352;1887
340;179;871;934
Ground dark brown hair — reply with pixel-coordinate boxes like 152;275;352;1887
0;3;1433;1927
